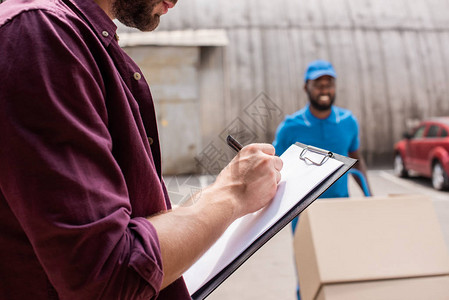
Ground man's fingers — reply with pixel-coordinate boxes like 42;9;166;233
242;143;282;172
258;143;276;156
273;156;283;171
276;170;282;184
242;143;276;156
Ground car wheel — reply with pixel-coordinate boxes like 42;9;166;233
432;162;449;191
394;153;408;178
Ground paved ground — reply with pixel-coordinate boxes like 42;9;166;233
164;169;449;300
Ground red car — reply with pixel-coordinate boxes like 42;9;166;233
394;117;449;190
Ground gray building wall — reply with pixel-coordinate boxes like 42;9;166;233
119;0;449;174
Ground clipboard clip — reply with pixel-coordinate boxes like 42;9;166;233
299;146;334;166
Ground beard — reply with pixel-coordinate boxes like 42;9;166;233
113;0;161;32
307;91;336;111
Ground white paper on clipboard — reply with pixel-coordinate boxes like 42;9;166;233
183;144;344;295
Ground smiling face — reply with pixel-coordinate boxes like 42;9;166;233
305;75;336;112
113;0;176;31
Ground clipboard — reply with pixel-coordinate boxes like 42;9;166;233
185;142;357;299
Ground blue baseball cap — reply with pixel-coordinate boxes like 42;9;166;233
304;60;337;82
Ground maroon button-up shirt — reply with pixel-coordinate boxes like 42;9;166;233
0;0;189;298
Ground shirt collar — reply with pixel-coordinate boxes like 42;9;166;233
304;104;340;124
65;0;117;47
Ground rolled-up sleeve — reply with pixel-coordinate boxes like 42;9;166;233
0;10;163;299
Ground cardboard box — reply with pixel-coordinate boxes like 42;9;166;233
316;276;449;300
294;195;449;300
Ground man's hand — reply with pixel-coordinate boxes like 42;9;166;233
212;143;283;219
149;143;283;290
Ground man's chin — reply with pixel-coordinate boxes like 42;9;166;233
310;102;332;111
315;106;332;111
141;16;160;31
113;2;160;32
119;19;159;31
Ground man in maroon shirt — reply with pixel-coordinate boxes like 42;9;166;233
0;0;282;299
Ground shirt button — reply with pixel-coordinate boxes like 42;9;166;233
133;72;142;81
102;31;109;37
148;137;154;145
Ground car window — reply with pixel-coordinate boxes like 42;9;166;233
426;125;439;138
413;126;426;138
441;128;448;137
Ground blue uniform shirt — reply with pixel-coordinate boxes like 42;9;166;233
273;104;360;198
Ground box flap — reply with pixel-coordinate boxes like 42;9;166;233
316;276;449;300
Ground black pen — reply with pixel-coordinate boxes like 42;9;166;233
226;135;243;153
